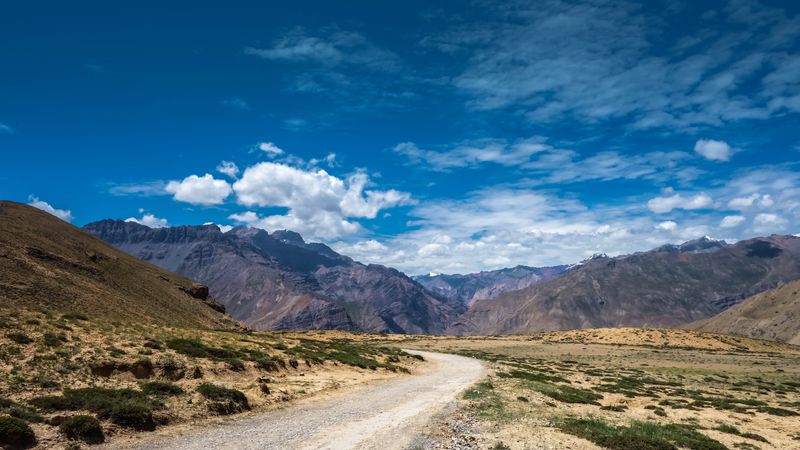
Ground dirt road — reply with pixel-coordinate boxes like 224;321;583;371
124;350;485;450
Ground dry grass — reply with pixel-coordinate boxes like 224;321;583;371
397;329;800;450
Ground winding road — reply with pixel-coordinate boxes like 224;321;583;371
124;350;485;450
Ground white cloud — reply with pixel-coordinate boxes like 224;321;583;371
257;142;284;156
216;161;240;179
220;97;249;110
230;162;412;239
753;213;785;225
107;181;168;197
727;193;774;210
165;174;232;205
720;215;745;228
656;221;677;231
694;139;732;161
125;213;168;228
394;137;550;170
434;1;800;129
647;189;713;213
27;196;73;222
0;123;13;134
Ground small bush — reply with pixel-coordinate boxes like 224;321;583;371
224;358;245;371
6;332;33;345
59;415;104;443
109;402;156;431
196;384;250;415
0;415;36;448
43;332;63;347
140;381;183;397
61;312;88;321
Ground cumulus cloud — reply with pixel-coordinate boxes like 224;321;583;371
125;213;168;228
720;215;745;228
216;161;240;179
694;139;732;161
27;196;73;222
656;221;677;231
647;189;713;213
257;142;284;156
727;193;773;209
230;162;412;239
165;174;232;205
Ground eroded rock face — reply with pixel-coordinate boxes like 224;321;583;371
84;220;462;333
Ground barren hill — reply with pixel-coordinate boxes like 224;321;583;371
0;201;230;329
689;279;800;345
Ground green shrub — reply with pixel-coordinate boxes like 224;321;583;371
140;381;184;397
29;388;161;430
6;332;33;345
557;417;726;450
0;415;36;448
109;402;156;431
43;332;63;347
0;398;43;423
196;384;249;415
59;415;104;443
61;312;88;321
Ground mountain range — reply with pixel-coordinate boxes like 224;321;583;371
448;235;800;335
75;213;800;341
413;264;570;306
83;220;463;334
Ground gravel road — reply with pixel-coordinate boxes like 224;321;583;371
124;350;485;450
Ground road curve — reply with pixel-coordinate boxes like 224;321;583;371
124;350;485;450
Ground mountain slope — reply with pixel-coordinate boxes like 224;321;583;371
688;279;800;345
84;220;462;333
414;265;570;306
449;235;800;335
0;201;230;329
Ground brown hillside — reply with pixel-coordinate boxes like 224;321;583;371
0;201;232;329
689;279;800;345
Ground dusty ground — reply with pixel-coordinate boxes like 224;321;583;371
397;330;800;450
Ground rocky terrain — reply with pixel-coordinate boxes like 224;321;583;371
0;201;231;329
689;279;800;345
84;220;463;334
414;265;569;306
449;235;800;335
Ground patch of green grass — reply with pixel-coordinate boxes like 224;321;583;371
463;381;494;400
196;384;250;415
497;369;568;384
526;380;602;404
0;415;36;449
600;405;628;412
61;312;88;321
140;381;184;397
29;387;161;430
59;415;104;443
557;417;726;450
0;398;43;423
715;424;769;443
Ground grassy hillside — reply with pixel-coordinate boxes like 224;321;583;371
0;201;231;329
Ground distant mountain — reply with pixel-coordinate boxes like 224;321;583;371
449;235;800;335
688;279;800;345
84;220;463;333
414;265;570;306
0;201;231;329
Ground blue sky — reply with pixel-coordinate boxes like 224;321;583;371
1;0;799;275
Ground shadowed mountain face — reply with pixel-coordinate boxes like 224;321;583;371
84;220;463;333
0;201;231;329
449;235;800;335
413;265;570;306
688;279;800;345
